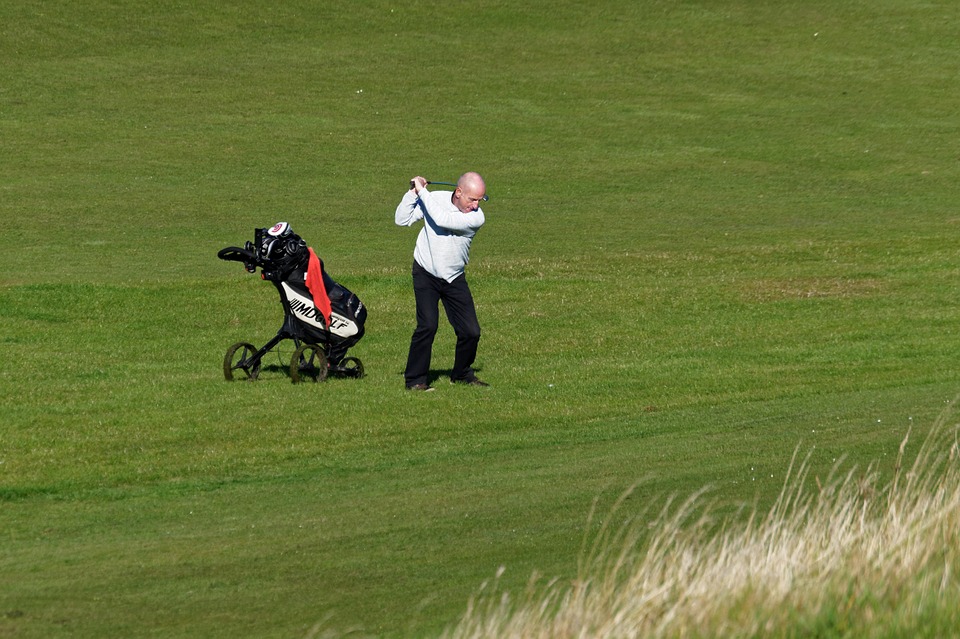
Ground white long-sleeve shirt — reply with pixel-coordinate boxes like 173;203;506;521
394;188;485;283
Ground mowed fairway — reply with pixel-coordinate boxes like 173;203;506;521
2;1;960;637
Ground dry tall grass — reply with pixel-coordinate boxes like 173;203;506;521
442;406;960;639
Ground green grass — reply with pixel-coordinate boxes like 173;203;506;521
2;1;960;637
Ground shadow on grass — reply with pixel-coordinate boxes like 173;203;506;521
427;366;485;386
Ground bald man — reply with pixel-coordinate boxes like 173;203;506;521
395;172;489;391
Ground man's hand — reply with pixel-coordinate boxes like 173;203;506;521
409;176;428;194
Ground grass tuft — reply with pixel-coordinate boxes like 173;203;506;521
443;402;960;638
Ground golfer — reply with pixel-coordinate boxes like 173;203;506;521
395;172;489;391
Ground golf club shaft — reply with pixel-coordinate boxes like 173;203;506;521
419;180;489;202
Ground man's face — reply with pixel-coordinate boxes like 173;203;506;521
453;183;486;213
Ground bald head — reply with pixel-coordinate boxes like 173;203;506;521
452;172;487;213
458;172;485;193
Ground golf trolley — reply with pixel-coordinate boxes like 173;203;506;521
217;222;366;383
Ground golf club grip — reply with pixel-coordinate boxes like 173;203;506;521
410;179;454;189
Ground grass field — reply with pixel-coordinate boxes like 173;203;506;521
2;1;960;637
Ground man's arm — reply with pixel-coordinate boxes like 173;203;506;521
420;193;484;233
395;187;424;227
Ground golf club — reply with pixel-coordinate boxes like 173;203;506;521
411;180;489;201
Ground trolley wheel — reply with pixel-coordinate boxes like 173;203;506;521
338;356;365;379
224;342;260;381
290;343;328;383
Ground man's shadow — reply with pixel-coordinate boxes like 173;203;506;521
427;366;483;385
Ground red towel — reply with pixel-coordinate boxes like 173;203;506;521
305;247;332;327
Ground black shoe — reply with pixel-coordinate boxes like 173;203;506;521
454;377;490;387
407;383;435;392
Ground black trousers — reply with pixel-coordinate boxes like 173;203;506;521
405;261;481;387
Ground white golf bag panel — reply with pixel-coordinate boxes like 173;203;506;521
280;281;363;338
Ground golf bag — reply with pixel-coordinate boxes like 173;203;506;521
217;222;366;382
